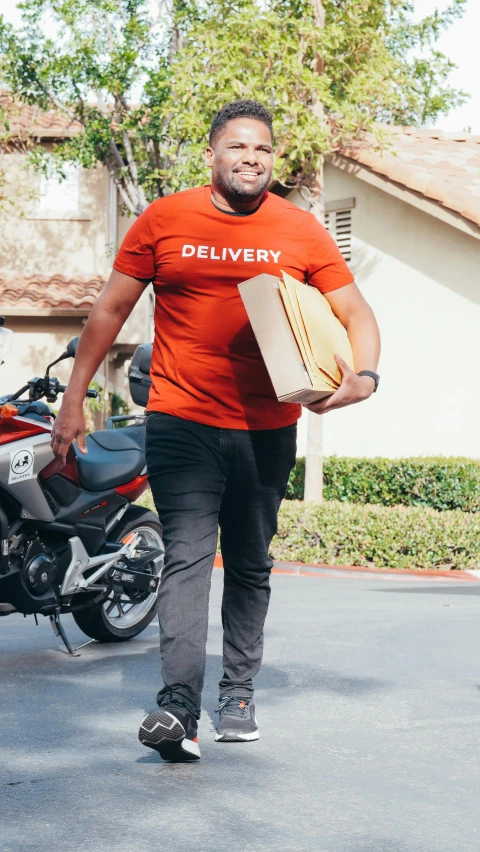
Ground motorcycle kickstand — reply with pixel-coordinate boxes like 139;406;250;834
49;612;80;657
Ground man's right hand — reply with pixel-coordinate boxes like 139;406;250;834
47;270;150;465
50;396;87;466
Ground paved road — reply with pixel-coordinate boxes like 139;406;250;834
1;568;479;852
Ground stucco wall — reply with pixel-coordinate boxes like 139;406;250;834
295;163;480;459
0;153;152;404
115;212;155;349
0;317;85;399
0;150;111;277
0;316;146;414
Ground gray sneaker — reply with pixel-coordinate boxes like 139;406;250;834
138;702;200;762
214;696;259;742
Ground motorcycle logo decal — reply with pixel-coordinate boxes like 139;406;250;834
9;446;34;484
79;500;108;517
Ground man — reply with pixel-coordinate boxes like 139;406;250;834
52;99;380;762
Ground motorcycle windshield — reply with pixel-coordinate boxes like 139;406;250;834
0;327;13;361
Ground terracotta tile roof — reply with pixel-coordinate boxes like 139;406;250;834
338;127;480;228
3;95;480;228
0;274;106;314
0;93;81;138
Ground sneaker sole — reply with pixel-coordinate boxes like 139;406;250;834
139;710;200;762
214;729;260;743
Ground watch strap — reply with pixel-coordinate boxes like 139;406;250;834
357;370;380;392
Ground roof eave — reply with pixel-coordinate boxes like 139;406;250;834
5;308;92;317
327;154;480;241
30;130;80;140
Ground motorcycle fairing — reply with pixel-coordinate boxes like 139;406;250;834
39;475;128;555
0;430;55;521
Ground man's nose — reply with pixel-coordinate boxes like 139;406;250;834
241;147;259;165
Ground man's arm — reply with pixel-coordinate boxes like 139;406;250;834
306;281;380;415
51;270;149;463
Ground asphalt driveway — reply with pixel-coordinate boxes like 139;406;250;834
1;567;479;852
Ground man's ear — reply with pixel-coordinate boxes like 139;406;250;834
205;146;214;168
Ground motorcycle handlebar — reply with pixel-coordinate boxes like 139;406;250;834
57;384;98;399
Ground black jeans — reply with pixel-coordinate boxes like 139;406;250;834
145;412;297;718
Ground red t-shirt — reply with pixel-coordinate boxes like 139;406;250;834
113;185;353;430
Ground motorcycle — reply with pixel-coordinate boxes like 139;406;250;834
0;317;161;654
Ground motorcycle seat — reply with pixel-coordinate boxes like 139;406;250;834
73;426;146;492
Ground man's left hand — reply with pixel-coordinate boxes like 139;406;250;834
305;354;376;415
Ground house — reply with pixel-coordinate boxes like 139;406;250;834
0;97;152;416
284;128;480;459
2;102;479;458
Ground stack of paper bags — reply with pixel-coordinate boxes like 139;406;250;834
238;270;354;405
278;270;354;394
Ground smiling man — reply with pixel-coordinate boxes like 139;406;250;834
51;100;380;762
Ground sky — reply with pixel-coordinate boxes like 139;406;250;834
0;0;478;133
412;0;480;132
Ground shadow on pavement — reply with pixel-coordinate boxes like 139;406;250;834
204;654;391;702
0;629;391;782
374;585;480;596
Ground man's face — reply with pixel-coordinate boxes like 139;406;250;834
205;117;273;201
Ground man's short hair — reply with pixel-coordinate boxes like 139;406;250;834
209;100;273;146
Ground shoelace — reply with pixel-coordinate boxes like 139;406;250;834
215;696;250;718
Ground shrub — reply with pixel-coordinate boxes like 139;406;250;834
273;500;480;571
137;489;480;571
286;456;480;512
286;456;305;500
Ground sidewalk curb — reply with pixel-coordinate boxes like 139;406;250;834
213;556;480;581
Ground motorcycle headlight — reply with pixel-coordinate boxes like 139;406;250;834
0;327;13;362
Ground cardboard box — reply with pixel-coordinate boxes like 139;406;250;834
238;273;333;405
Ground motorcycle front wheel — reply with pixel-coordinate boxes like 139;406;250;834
72;511;164;642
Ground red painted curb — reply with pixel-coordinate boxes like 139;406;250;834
213;555;478;581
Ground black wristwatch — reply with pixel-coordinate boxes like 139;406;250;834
357;370;380;393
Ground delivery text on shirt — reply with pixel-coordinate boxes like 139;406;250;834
182;244;281;263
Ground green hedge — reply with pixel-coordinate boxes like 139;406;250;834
273;500;480;571
286;456;480;512
138;489;480;571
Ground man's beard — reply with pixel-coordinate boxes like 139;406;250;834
214;168;270;201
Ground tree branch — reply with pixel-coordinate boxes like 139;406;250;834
109;138;126;170
104;12;115;54
116;180;138;216
46;90;78;124
122;130;148;211
106;165;138;216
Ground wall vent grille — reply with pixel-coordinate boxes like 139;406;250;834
325;208;352;263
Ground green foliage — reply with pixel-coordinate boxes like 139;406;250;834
287;456;480;512
83;380;103;433
286;456;306;501
273;500;480;571
0;100;39;214
82;381;129;430
0;0;468;211
137;487;480;570
139;488;155;513
111;391;130;417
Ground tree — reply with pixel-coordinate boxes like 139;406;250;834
0;0;467;215
0;0;467;499
0;99;39;215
